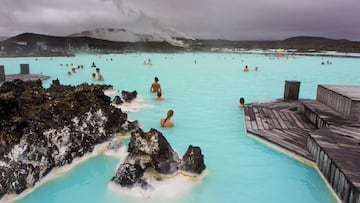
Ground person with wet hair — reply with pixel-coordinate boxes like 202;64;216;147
96;68;104;81
154;91;165;101
160;109;174;128
239;97;245;108
150;77;161;93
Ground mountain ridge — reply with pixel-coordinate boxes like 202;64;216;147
1;32;360;57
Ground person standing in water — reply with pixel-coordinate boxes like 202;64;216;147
96;68;104;81
150;77;161;93
239;97;245;108
154;91;165;101
160;109;174;127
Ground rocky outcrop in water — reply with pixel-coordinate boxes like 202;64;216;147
181;145;206;174
0;79;139;199
112;95;123;105
111;90;137;105
111;128;206;189
121;90;137;103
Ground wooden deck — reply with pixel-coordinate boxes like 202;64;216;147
2;73;50;82
301;99;356;128
1;64;50;83
308;125;360;202
244;84;360;203
310;125;360;188
319;85;360;101
317;85;360;122
244;99;316;160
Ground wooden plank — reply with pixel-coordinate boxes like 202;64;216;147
248;106;256;121
258;108;270;130
288;113;305;129
273;110;288;129
270;110;282;129
279;111;295;129
293;113;314;130
250;120;258;130
255;116;264;130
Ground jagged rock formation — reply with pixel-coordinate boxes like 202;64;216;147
112;95;123;105
181;145;206;174
111;90;137;105
0;79;139;199
121;90;137;103
111;128;206;189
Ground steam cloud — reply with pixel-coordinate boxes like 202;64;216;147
101;0;194;47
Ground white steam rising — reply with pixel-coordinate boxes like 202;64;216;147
100;0;194;47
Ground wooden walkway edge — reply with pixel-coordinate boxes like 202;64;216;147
244;99;316;161
243;95;360;203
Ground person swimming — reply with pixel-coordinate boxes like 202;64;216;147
150;77;161;93
154;91;165;101
243;65;249;72
160;109;174;127
239;97;245;108
96;68;104;81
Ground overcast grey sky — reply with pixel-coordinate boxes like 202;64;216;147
1;0;359;40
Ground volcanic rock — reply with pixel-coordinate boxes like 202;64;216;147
0;79;139;199
111;128;205;189
181;145;206;174
112;95;123;105
121;90;137;102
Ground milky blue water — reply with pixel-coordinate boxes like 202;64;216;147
1;53;360;203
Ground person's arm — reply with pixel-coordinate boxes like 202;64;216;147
160;118;165;127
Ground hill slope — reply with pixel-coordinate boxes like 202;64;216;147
1;33;360;57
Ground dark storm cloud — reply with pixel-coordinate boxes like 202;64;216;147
1;0;359;40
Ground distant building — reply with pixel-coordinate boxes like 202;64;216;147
37;42;48;51
0;46;5;56
51;47;64;54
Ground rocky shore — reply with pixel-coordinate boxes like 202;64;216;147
111;128;206;190
0;79;206;200
0;79;139;199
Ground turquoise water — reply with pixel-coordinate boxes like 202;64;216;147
1;53;360;203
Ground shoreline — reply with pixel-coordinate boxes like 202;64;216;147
1;140;123;203
1;50;360;59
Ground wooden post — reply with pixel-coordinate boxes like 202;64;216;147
284;80;301;100
0;65;5;82
20;64;30;74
